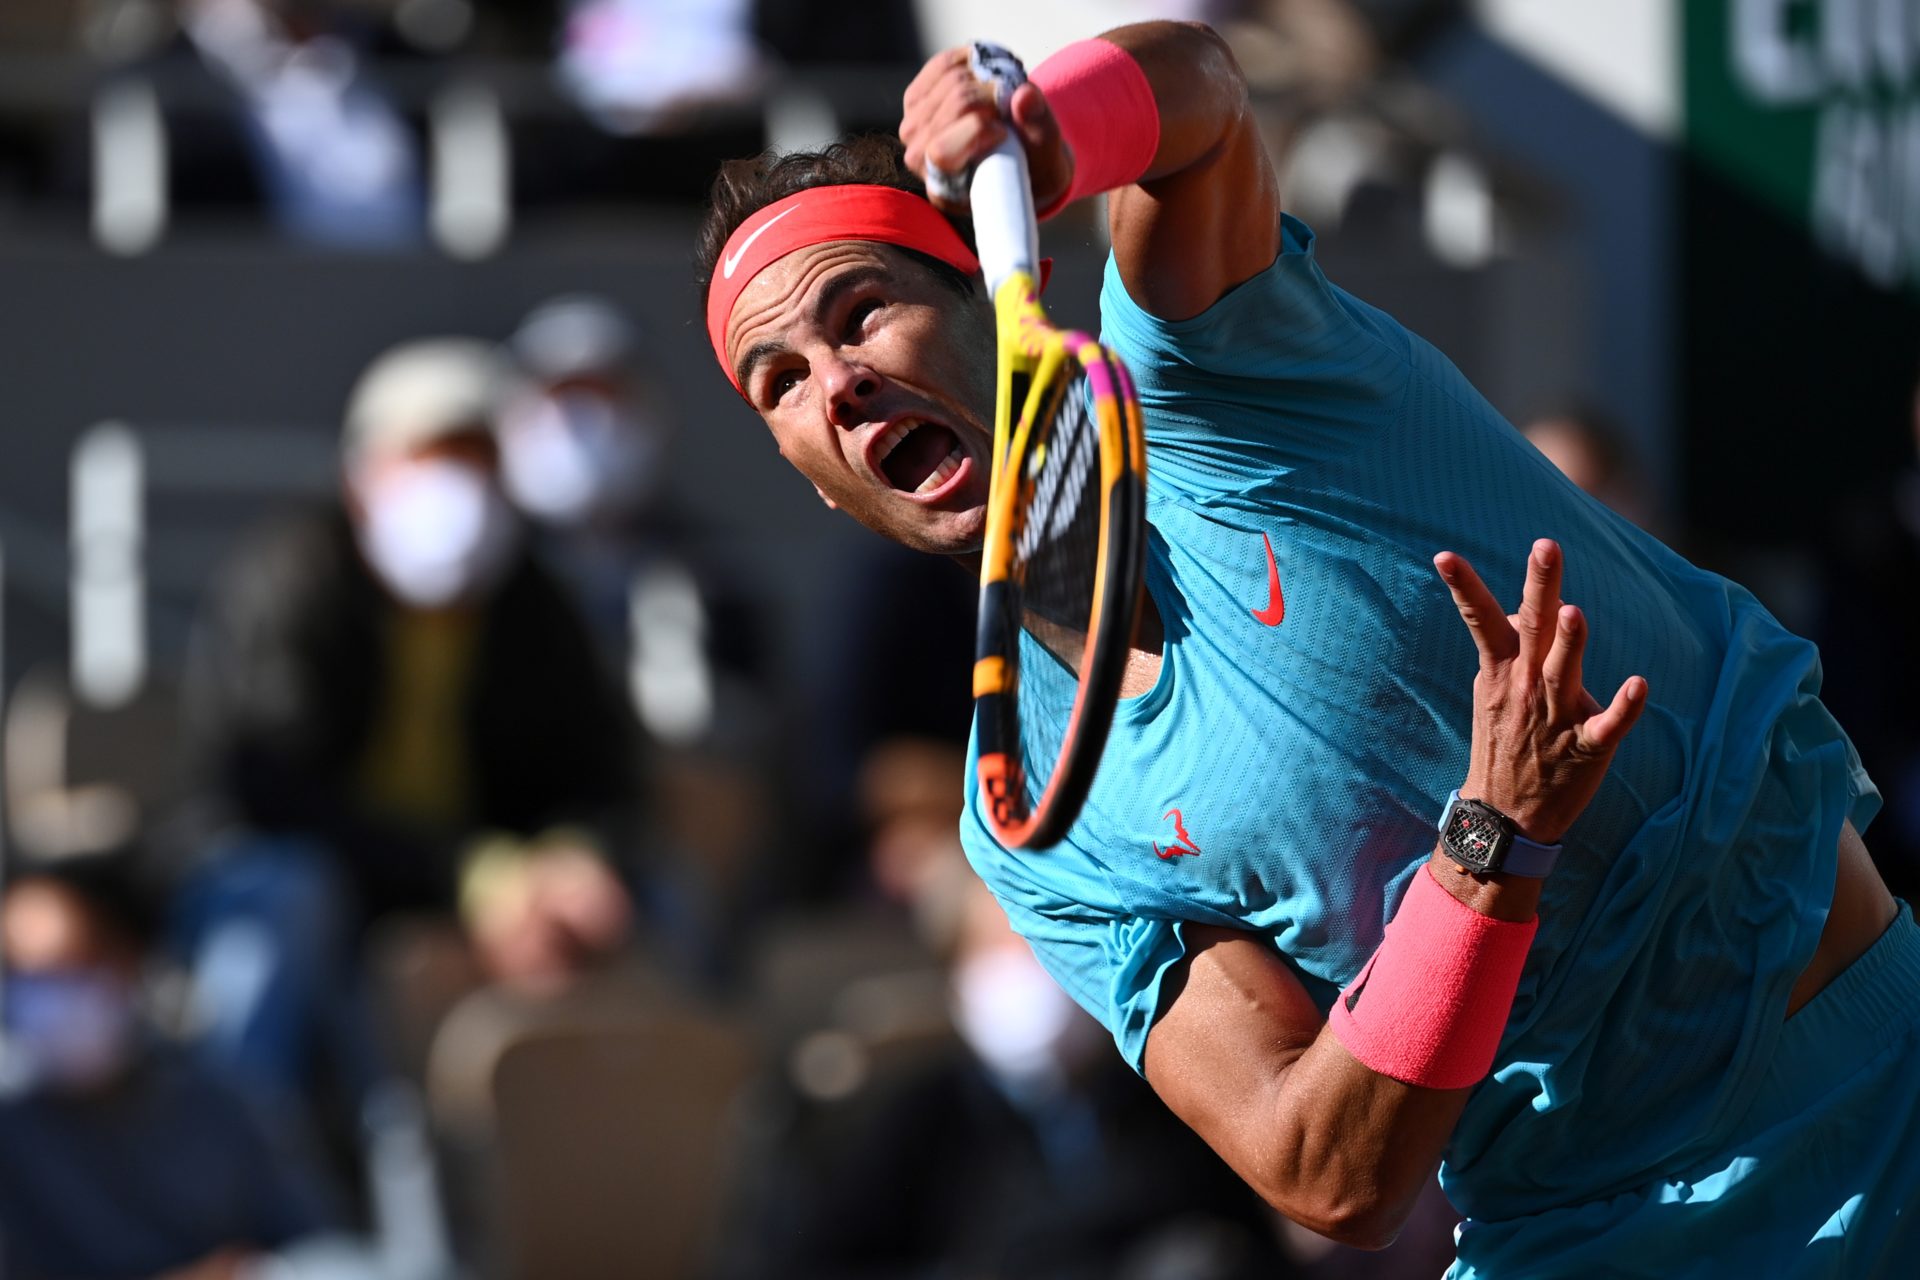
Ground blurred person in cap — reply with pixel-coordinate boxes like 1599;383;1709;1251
176;337;644;1106
0;858;364;1280
500;297;778;975
499;296;674;620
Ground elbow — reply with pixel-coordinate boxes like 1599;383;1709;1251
1175;21;1246;81
1176;21;1255;121
1252;1180;1409;1251
1306;1201;1406;1252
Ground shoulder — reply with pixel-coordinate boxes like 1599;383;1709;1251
1099;216;1412;392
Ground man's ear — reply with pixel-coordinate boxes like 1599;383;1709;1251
813;484;839;510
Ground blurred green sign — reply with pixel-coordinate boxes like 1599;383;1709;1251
1686;0;1920;292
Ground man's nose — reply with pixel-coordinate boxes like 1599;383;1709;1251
820;357;882;428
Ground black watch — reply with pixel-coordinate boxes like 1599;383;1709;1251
1437;790;1561;877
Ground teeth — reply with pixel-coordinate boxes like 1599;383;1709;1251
875;419;919;462
914;446;965;494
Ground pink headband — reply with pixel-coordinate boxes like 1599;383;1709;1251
706;185;982;392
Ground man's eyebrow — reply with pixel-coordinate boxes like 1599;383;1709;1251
733;263;893;395
735;340;785;397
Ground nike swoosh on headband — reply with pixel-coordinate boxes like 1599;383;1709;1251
723;207;798;279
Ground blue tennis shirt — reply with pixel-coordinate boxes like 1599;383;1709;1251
959;215;1880;1226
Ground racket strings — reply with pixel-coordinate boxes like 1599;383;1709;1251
1016;367;1104;655
995;363;1106;806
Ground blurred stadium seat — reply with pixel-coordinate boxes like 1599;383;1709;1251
490;1018;754;1280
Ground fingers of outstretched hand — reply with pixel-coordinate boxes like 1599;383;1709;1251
1579;675;1649;755
1434;551;1518;668
1539;604;1587;723
1514;539;1563;672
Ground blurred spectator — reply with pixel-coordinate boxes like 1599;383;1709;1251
143;0;425;246
0;858;365;1280
176;337;643;1105
498;296;679;649
858;736;971;916
500;296;779;975
1520;405;1660;533
555;0;764;135
1817;377;1920;903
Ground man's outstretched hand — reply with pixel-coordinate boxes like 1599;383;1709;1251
1435;538;1647;848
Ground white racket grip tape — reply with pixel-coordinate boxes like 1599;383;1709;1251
971;134;1039;296
924;161;972;207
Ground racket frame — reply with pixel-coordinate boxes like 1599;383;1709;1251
971;271;1147;848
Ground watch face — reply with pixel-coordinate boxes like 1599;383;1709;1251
1446;801;1509;873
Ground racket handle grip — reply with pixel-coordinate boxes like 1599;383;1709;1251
972;134;1039;295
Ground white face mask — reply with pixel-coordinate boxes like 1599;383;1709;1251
5;970;141;1094
950;946;1095;1096
499;391;663;526
354;459;519;607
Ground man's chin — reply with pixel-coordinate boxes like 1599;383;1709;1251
874;505;986;558
900;526;986;559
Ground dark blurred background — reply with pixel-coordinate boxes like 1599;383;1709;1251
0;2;1914;1278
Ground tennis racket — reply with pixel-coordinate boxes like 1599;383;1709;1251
953;42;1148;850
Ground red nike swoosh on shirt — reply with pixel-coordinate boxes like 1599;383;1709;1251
1251;533;1286;627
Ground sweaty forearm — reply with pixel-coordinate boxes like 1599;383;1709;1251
1151;834;1541;1249
1255;1019;1473;1247
1149;915;1469;1249
1288;850;1539;1242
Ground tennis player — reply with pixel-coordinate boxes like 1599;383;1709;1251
699;22;1917;1276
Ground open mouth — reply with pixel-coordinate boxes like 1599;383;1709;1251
874;418;965;495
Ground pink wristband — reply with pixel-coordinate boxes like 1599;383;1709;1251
1328;864;1537;1090
1030;38;1161;220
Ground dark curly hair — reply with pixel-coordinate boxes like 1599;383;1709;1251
696;134;979;313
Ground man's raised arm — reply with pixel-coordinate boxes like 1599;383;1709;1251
900;21;1282;322
1149;541;1645;1247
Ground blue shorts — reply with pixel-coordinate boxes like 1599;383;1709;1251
1451;903;1920;1279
